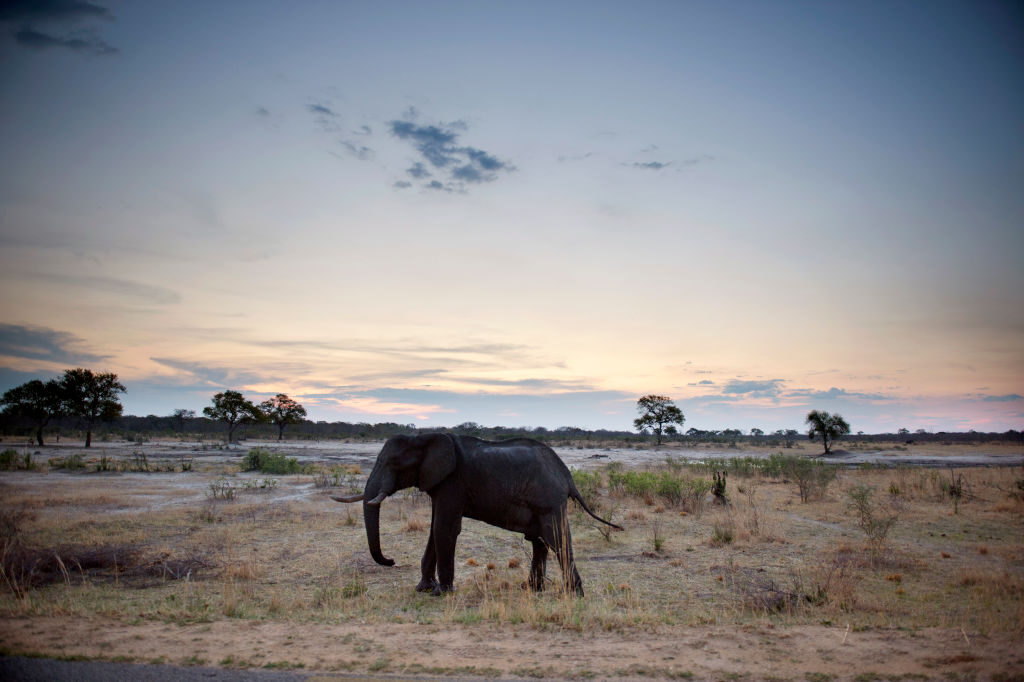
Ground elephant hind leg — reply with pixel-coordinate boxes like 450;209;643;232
528;538;547;592
416;513;439;593
541;513;583;597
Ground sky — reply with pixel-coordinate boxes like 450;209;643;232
1;0;1022;434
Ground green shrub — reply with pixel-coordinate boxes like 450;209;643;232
572;469;603;501
0;449;34;471
771;454;838;503
242;448;305;475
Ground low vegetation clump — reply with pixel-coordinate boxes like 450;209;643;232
0;449;34;471
846;484;899;560
241;448;307;475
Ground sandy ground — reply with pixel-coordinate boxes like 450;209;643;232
2;616;1021;680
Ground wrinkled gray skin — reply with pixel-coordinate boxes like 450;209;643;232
333;433;621;596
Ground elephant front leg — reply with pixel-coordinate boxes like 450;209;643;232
415;528;438;593
528;538;548;592
431;505;462;596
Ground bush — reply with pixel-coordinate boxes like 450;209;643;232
242;448;305;475
571;469;603;502
775;454;837;503
0;449;33;471
209;478;236;500
847;484;898;559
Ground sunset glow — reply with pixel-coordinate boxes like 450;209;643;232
1;2;1021;433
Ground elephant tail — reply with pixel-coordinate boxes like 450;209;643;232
569;486;624;531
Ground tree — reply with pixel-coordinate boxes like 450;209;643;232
171;408;195;432
259;393;307;441
60;368;126;448
633;395;685;445
1;379;64;446
203;390;263;443
805;409;851;455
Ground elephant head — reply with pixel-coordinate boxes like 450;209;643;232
333;433;456;566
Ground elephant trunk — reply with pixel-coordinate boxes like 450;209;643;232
363;465;396;566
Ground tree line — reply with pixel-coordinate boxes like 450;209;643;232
3;372;1020;447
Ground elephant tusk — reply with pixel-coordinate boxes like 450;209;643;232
366;491;388;506
330;493;364;503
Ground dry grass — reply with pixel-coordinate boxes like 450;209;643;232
0;457;1021;639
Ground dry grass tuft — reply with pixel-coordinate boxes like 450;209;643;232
402;519;427;533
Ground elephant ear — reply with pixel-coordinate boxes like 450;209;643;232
418;433;456;492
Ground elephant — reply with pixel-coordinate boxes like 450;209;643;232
332;432;622;596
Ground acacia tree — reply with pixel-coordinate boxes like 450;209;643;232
203;390;263;443
1;378;64;446
634;394;685;445
260;393;307;440
60;368;126;448
805;409;851;454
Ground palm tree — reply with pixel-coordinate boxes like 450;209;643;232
805;410;850;454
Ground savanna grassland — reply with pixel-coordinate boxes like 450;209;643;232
1;439;1022;680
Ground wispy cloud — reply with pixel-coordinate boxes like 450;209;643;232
2;0;118;56
388;114;515;192
307;103;336;117
632;161;670;170
788;387;891;401
721;379;786;398
306;102;340;132
340;140;373;160
28;273;181;305
150;357;279;388
0;324;108;364
982;393;1023;402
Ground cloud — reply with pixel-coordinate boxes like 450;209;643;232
425;180;451;192
0;1;113;22
256;107;270;116
721;379;785;399
393;180;412;189
632;161;670;170
388;115;514;192
2;1;118;56
406;162;430;179
0;324;108;364
307;103;336;117
150;357;277;388
699;379;714;385
14;26;116;54
29;273;181;305
354;125;372;136
306;102;340;132
340;140;373;160
788;387;891;401
982;394;1023;402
